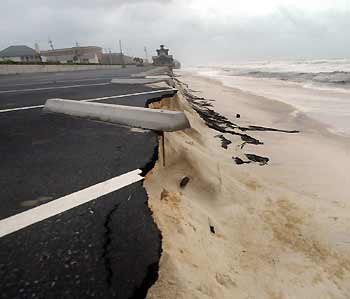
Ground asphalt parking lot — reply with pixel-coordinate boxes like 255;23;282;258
0;66;173;298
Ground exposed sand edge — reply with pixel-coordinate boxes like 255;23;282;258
145;75;350;298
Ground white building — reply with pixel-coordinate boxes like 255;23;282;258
41;46;102;64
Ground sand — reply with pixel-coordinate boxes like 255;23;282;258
145;71;350;299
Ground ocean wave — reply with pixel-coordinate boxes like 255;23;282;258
312;72;350;84
223;69;350;87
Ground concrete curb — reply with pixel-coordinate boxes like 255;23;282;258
43;99;191;132
131;66;169;78
145;75;171;79
110;78;168;84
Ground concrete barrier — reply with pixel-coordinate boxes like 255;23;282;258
43;99;191;132
110;78;169;84
0;64;123;75
145;75;171;79
131;66;169;78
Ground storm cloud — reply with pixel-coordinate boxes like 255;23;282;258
0;0;349;65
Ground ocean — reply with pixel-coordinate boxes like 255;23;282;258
190;59;350;137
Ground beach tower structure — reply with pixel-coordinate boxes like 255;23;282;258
152;45;174;67
157;44;169;56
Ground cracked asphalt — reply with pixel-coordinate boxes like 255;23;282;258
0;66;169;298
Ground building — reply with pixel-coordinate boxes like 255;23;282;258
0;45;41;62
152;45;174;67
173;59;181;69
100;52;134;65
41;46;102;64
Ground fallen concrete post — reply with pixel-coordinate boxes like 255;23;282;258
131;66;169;78
111;78;169;84
43;99;191;132
145;75;171;79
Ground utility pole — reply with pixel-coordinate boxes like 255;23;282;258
48;37;57;62
119;40;126;68
34;43;41;62
48;38;54;50
144;46;149;64
34;43;40;53
74;41;80;63
108;48;112;65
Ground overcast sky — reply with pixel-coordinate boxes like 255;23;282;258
0;0;349;65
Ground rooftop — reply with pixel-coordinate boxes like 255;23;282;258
0;45;37;57
41;46;102;56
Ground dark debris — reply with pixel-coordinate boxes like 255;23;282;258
233;157;251;165
179;176;190;188
214;134;232;149
245;154;269;165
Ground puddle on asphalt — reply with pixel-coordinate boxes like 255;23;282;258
129;127;150;133
20;196;53;208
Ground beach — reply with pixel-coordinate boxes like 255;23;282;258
145;69;350;298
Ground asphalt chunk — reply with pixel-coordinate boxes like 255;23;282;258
245;154;270;165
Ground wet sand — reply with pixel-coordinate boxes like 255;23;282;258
145;71;350;299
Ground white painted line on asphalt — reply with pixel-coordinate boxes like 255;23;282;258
0;104;44;113
0;169;144;238
0;88;177;113
0;82;110;94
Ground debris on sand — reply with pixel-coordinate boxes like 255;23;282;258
239;134;263;148
209;225;216;234
208;218;216;234
214;134;232;149
233;157;251;165
179;176;190;188
239;125;299;133
181;86;299;154
245;154;269;165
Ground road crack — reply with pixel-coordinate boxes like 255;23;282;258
102;201;121;296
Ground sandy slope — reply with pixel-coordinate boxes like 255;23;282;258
145;72;350;299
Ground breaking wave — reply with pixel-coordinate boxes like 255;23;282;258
219;59;350;90
233;71;350;86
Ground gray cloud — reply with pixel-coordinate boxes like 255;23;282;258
0;0;349;65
